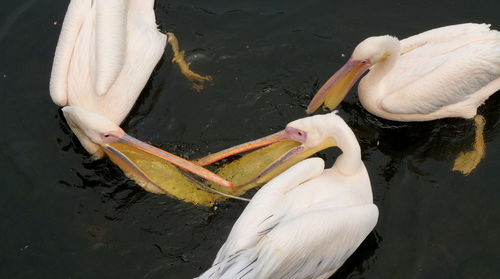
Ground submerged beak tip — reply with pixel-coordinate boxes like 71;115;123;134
306;105;320;114
306;100;320;115
307;58;372;113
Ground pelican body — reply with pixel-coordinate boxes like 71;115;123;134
198;112;378;279
307;23;500;120
307;23;500;174
50;0;167;157
50;0;233;191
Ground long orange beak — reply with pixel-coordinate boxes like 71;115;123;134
195;127;337;187
195;131;290;166
104;134;234;189
307;59;371;114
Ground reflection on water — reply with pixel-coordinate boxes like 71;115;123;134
342;93;500;184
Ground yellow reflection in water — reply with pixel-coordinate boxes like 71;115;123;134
453;115;486;175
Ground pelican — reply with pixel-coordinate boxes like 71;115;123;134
50;0;230;192
198;112;378;279
307;23;500;175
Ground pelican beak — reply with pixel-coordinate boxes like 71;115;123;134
307;59;371;114
194;128;337;187
195;131;291;166
103;133;234;190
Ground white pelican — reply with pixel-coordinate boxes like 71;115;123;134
50;0;229;191
61;106;233;193
197;112;378;279
307;23;500;175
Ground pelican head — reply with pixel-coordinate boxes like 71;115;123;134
307;35;400;114
62;106;124;157
62;106;234;190
285;112;342;148
195;112;345;186
351;35;399;64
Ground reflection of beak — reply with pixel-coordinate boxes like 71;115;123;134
103;134;234;189
307;59;371;114
195;131;337;187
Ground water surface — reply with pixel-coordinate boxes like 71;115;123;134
0;0;499;278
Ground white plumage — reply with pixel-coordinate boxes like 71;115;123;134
307;23;500;175
50;0;167;157
308;23;500;121
198;112;378;279
362;23;500;121
49;0;234;190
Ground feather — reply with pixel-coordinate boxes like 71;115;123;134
50;0;92;106
95;0;127;95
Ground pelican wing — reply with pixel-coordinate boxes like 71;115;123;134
101;0;167;124
208;159;325;271
50;0;166;124
400;23;495;54
95;0;127;96
50;0;167;157
382;23;500;115
201;203;378;279
51;0;129;104
49;0;92;106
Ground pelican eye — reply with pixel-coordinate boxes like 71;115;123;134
285;126;308;143
102;133;118;144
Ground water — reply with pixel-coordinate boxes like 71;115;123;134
0;0;499;278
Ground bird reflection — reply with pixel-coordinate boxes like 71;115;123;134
339;92;500;183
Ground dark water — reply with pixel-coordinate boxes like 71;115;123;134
1;0;499;278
